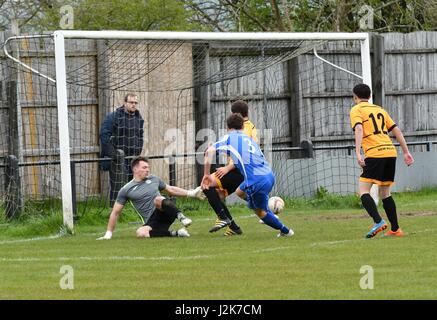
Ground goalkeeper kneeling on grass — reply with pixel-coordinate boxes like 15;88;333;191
97;156;205;240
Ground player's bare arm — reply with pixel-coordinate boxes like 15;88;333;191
163;185;205;199
391;127;414;166
163;185;189;197
201;146;216;189
354;123;365;167
215;162;235;179
97;201;124;240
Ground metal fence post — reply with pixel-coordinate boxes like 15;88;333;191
168;154;176;202
169;154;176;186
70;161;77;220
109;149;126;207
5;155;21;219
300;140;314;158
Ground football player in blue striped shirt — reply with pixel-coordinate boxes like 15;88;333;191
201;114;294;237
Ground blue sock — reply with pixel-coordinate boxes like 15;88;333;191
261;211;289;233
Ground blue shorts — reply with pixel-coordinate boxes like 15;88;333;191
239;173;275;211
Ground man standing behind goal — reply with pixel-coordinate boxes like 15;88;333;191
100;93;144;206
350;84;414;238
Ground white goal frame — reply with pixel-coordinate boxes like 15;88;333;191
51;31;372;230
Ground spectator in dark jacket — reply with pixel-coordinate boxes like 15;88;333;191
100;93;144;205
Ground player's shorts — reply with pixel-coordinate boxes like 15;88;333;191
213;169;244;197
144;208;176;230
239;172;275;211
360;157;396;186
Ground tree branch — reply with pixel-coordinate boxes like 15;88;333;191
19;3;43;28
270;0;286;31
280;0;294;31
185;1;227;32
222;0;269;31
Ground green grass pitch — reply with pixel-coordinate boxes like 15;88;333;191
1;190;437;300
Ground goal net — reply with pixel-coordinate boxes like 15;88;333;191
0;31;371;228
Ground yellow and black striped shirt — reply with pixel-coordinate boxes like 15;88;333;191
243;119;258;142
350;102;397;158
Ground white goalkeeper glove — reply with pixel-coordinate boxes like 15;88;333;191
96;230;112;240
187;186;206;200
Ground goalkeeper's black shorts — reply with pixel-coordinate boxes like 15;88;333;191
144;208;175;230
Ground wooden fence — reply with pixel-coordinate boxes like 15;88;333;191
1;31;437;203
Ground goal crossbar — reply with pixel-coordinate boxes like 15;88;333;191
49;31;372;230
55;30;370;41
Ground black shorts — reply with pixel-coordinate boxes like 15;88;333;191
144;208;176;230
360;157;396;186
214;169;244;196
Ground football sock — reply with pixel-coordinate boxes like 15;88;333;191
361;193;382;224
382;196;399;231
217;198;241;231
161;198;179;220
177;212;187;221
203;188;231;221
261;211;289;234
150;229;172;237
229;220;241;231
221;204;242;230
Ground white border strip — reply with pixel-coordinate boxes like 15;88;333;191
0;234;62;245
0;255;212;262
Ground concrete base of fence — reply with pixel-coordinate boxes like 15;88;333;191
392;152;437;193
226;151;437;205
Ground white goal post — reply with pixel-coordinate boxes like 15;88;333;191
50;31;373;230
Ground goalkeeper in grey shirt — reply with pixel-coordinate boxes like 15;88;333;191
97;156;205;239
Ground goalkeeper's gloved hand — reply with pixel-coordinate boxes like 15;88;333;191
187;186;206;200
96;230;112;240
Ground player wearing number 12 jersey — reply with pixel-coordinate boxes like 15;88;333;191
350;84;414;238
201;114;294;237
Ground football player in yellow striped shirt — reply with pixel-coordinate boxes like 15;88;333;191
350;84;414;238
204;100;258;236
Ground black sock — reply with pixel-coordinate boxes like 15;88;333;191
161;198;179;220
203;188;230;221
228;220;240;231
382;196;399;231
361;193;382;223
219;201;241;231
203;188;241;231
219;200;240;230
149;229;171;237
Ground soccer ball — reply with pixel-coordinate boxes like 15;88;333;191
268;196;285;215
